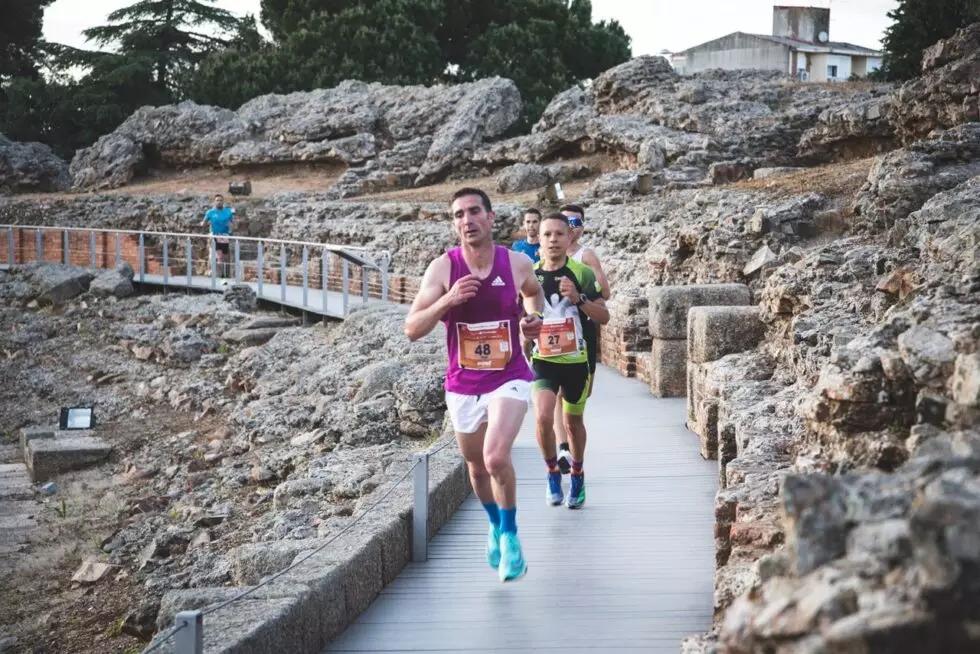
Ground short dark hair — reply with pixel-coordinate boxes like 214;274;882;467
523;208;542;218
214;193;223;199
559;203;584;218
542;212;570;227
451;187;492;212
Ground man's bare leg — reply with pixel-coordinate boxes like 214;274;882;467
535;389;565;505
455;424;492;504
553;391;572;472
484;397;527;509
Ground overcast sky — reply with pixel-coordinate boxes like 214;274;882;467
44;0;898;54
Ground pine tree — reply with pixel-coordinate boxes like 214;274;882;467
880;0;980;80
0;0;54;81
82;0;243;93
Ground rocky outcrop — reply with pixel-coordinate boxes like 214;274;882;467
70;78;521;192
852;122;980;231
889;22;980;144
797;96;896;161
719;428;980;654
0;134;70;193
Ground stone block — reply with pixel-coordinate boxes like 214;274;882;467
686;362;720;460
222;327;280;346
687;306;765;364
648;284;751;340
26;436;111;482
649;338;687;398
19;426;56;457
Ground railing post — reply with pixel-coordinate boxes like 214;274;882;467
321;250;329;313
7;226;14;266
342;259;350;316
412;453;429;563
89;231;96;269
381;268;389;302
174;610;203;654
162;236;169;286
256;241;265;300
301;245;309;308
35;229;42;262
209;237;217;290
138;233;145;283
185;237;192;285
234;239;241;282
115;233;121;267
63;229;69;265
362;265;369;304
279;244;287;303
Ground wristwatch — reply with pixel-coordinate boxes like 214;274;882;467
575;297;586;307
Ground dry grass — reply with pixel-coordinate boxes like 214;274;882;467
731;157;875;203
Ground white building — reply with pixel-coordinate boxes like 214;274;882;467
673;5;882;81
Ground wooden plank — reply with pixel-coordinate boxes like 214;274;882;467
324;366;718;652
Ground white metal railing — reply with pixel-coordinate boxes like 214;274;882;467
0;224;391;317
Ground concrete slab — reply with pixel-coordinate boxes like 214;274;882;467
19;426;56;458
648;284;752;340
688;306;765;364
26;436;112;482
650;337;688;398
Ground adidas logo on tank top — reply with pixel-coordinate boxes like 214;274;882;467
490;276;505;287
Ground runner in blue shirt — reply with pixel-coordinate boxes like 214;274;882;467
510;208;541;263
201;194;235;277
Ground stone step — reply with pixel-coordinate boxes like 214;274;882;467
0;515;36;531
0;463;30;478
0;500;36;518
0;444;20;463
0;463;32;501
0;527;34;546
26;437;112;482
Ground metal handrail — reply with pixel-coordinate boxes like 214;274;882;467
141;435;457;654
0;223;390;271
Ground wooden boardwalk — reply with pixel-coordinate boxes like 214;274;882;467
325;365;718;653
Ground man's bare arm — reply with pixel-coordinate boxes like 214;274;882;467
514;253;544;314
405;257;481;341
579;296;610;325
582;249;611;300
511;251;543;342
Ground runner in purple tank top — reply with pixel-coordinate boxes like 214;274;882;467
406;187;544;582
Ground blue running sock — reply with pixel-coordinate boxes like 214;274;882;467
482;502;500;527
499;507;517;534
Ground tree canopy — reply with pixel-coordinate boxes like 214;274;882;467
1;0;631;158
0;0;54;81
879;0;980;80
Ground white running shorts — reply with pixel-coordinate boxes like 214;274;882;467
445;380;531;434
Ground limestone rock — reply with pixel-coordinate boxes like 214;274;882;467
89;264;135;298
0;134;70;193
889;23;980;144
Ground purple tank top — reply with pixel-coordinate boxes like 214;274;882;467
443;245;533;394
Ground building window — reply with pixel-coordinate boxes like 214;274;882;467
827;65;838;78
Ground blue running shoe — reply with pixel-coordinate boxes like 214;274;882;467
498;532;527;582
486;524;501;569
567;473;585;509
546;471;563;506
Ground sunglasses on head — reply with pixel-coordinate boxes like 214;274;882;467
568;217;584;227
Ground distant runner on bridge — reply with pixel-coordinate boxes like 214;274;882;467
405;187;544;582
201;193;235;278
531;213;609;508
511;207;541;263
553;203;611;474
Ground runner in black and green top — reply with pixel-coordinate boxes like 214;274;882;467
530;213;609;509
